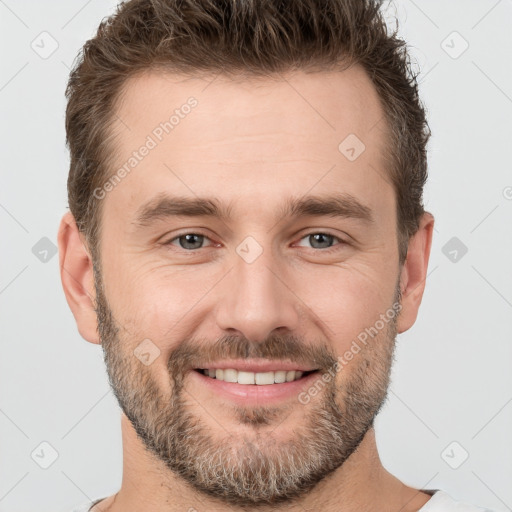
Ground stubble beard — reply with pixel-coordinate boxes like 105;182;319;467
93;262;399;507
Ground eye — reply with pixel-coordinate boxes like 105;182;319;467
163;231;215;251
162;231;347;253
295;232;346;253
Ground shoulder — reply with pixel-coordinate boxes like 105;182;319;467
70;497;107;512
419;490;496;512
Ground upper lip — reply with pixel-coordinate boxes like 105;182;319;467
194;359;318;373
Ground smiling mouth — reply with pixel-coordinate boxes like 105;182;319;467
194;368;317;385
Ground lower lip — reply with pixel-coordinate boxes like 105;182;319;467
190;369;321;406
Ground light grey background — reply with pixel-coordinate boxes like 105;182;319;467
1;1;511;511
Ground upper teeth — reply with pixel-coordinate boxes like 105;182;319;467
203;369;305;385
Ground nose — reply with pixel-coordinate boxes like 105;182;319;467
214;242;301;343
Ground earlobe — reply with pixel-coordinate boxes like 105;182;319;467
396;212;435;334
57;211;100;344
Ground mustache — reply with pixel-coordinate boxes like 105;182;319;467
167;333;338;382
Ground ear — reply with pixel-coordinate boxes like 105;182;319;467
397;212;435;334
57;211;100;344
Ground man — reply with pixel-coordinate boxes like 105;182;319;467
58;0;492;511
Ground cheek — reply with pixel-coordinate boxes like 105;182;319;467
106;263;212;358
296;262;396;348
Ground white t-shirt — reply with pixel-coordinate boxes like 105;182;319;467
70;490;495;511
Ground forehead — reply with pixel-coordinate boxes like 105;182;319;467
112;66;386;147
103;66;393;226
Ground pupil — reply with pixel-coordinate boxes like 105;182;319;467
311;233;332;249
180;234;203;250
178;233;333;250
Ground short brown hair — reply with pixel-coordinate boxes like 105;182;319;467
65;0;430;265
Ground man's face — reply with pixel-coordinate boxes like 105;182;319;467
94;67;402;505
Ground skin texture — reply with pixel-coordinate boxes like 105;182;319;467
58;66;435;511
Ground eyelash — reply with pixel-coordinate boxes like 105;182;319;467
162;230;347;254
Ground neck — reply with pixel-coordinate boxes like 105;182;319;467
95;414;432;512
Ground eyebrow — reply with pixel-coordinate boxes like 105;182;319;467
132;191;374;228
